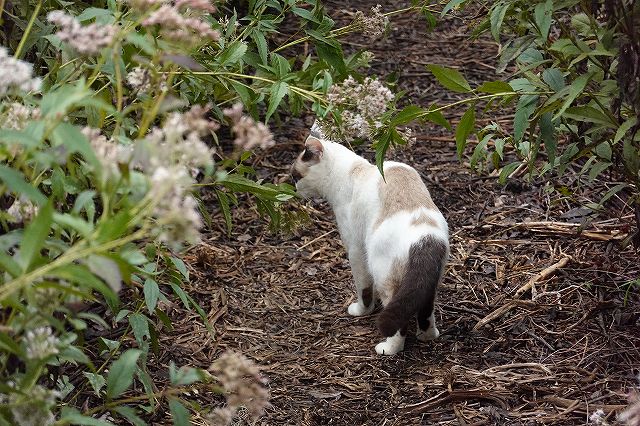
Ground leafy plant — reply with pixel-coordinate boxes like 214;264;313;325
427;0;640;243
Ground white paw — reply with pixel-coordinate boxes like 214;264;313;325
375;339;404;356
416;326;440;342
347;302;373;317
375;332;405;355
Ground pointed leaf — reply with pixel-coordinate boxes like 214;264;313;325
87;255;122;292
542;68;565;91
19;199;53;271
477;81;513;94
169;398;191;426
553;72;594;120
455;107;476;157
106;349;141;398
0;165;46;205
144;279;160;313
534;0;553;39
266;81;288;121
426;64;471;93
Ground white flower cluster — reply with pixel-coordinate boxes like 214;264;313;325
140;0;220;44
125;66;167;93
81;127;133;180
319;76;394;142
139;105;218;245
0;48;41;98
9;384;59;426
6;197;39;223
223;103;275;151
355;4;387;38
47;11;115;56
207;351;270;425
24;327;60;360
0;102;40;130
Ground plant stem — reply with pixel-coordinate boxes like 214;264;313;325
13;0;42;59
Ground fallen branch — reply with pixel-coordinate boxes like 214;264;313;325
472;257;571;332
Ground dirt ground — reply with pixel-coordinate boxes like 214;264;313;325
161;1;640;425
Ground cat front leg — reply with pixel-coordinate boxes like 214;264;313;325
346;251;375;317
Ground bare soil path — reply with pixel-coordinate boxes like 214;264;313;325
165;2;640;424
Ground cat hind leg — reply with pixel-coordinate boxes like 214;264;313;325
416;309;439;342
347;286;375;316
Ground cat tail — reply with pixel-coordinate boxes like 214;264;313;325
377;235;448;337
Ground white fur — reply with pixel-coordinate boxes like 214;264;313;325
296;139;448;355
375;331;405;355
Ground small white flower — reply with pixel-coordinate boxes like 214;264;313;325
24;327;59;360
0;48;41;97
47;11;115;56
223;103;275;150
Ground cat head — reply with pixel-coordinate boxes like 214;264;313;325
291;136;325;198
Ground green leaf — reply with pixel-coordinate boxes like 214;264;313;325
251;31;268;64
514;95;538;142
86;255;122;292
53;213;94;238
315;42;347;76
614;117;638;143
215;189;233;235
0;129;40;149
542;68;565;91
490;2;511;41
40;81;92;118
0;251;21;278
564;106;616;127
455;106;476;157
391;105;425;126
171;366;208;386
623;138;640;177
19;199;53;271
53;264;118;306
441;0;467;17
426;64;471;93
534;0;553;39
292;6;320;23
553;72;594;120
113;406;146;426
218;41;247;66
539;112;556;163
595;142;612;161
0;332;20;355
170;283;190;309
144;279;160;313
59;411;115;426
50;122;101;171
129;313;150;347
83;372;106;396
477;81;513;94
169;398;191;426
0;165;46;205
423;104;451;129
106;349;142;398
170;256;189;280
266;81;289;121
588;161;611;181
499;162;521;184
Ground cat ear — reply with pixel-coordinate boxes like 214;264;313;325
303;136;324;161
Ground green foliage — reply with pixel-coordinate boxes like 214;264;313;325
430;1;640;238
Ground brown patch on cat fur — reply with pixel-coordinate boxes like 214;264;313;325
349;162;369;177
361;286;373;308
411;212;439;228
375;166;438;228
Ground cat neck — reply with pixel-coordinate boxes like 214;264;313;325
321;142;373;208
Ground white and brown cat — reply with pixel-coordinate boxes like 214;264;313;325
291;130;449;355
